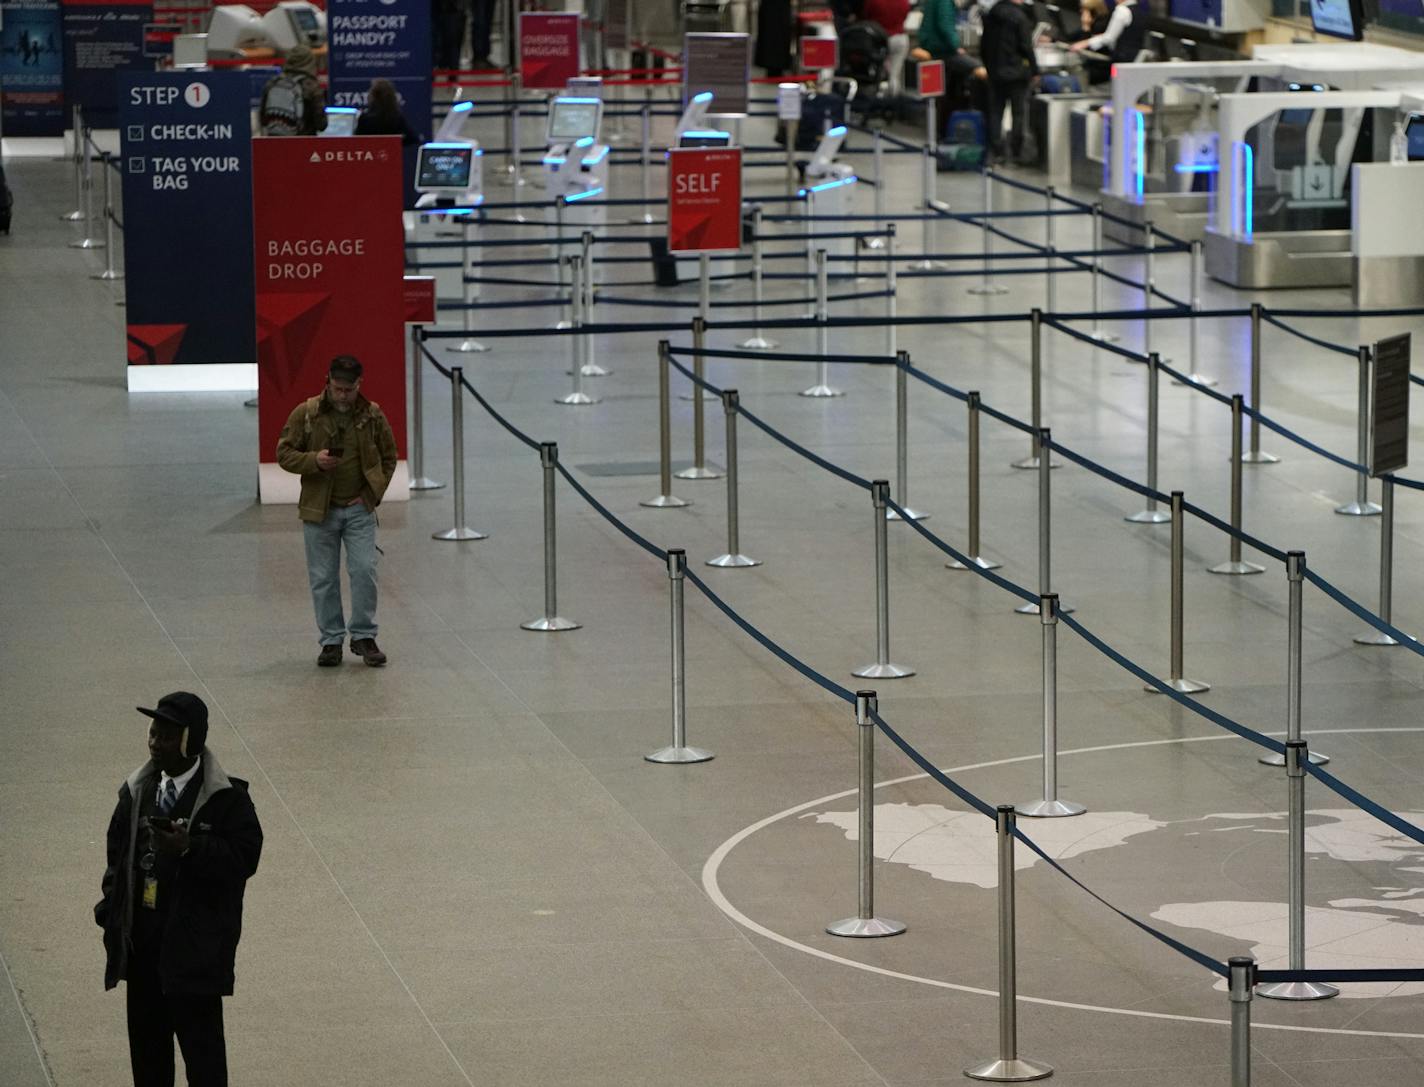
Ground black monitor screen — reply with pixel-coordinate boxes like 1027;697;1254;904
290;7;319;33
1408;116;1424;161
1310;0;1365;39
548;100;599;142
417;145;473;190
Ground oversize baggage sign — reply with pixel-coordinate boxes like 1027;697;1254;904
667;147;742;253
520;11;580;90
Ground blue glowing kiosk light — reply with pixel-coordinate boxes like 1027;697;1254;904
565;186;604;203
451;101;474;113
1132;109;1146;200
1231;141;1254;239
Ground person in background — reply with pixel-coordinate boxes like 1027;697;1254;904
863;0;912;96
1066;0;1112;84
755;0;794;77
257;45;326;136
910;0;976;112
470;0;498;69
96;692;263;1087
354;79;421;145
1070;0;1147;65
979;0;1038;164
433;0;467;71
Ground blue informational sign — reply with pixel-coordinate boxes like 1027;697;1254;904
0;0;66;136
327;0;431;202
119;71;255;367
62;0;152;120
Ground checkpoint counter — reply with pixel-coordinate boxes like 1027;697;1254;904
1097;42;1424;250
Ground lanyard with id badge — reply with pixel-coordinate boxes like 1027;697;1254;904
140;815;183;909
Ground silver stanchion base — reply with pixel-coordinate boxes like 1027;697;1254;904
800;384;845;398
964;1057;1054;1083
432;526;488;541
521;615;582;632
907;259;944;271
707;553;762;568
640;494;691;509
1334;501;1382;516
645;745;715;764
69;238;105;250
1259;749;1329;767
59;210;83;221
555;392;601;406
243;397;258;408
1256;980;1339;1002
448;339;490;353
1018;797;1086;818
947;555;1003;571
1015;601;1074;615
1087;328;1120;343
863;236;887;250
496;173;529;188
553;319;573;330
408;477;446;491
674;465;725;480
679;390;717;402
566;364;611;377
886;507;929;522
1242;450;1281;464
1146;677;1210;694
91;270;123;281
852;661;915;679
967;283;1010;296
1174;373;1219;388
1209;559;1265;576
826;916;906;938
1011;456;1059;470
636;213;658;225
1125;508;1172;524
1354;630;1402;646
738;335;780;350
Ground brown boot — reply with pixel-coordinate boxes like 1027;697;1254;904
350;638;387;666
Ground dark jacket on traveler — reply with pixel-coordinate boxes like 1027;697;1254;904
979;0;1039;85
95;751;263;995
276;390;399;523
354;110;421;146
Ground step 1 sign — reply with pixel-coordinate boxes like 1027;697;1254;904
668;147;742;253
917;58;945;98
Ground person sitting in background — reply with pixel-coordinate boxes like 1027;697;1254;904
1067;0;1111;85
1070;0;1148;65
354;79;421;145
910;0;978;111
863;0;912;96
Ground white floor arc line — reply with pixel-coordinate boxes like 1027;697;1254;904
701;728;1424;1039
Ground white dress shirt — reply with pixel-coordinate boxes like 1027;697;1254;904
1084;1;1136;52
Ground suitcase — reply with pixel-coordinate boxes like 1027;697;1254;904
946;110;986;148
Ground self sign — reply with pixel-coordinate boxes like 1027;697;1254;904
667;147;743;254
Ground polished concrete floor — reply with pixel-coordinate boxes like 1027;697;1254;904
4;100;1424;1087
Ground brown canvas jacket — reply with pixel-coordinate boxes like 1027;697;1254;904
275;391;398;523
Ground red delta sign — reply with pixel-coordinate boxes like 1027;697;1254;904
917;58;945;98
403;276;437;325
519;12;581;90
667;147;743;254
800;36;838;71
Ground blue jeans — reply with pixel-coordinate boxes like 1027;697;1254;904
302;503;378;646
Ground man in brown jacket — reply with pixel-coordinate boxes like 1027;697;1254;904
276;356;398;667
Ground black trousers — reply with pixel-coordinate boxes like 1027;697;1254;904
470;0;496;63
986;79;1031;160
125;951;227;1087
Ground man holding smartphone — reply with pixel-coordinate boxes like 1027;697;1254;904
276;356;399;667
95;692;263;1086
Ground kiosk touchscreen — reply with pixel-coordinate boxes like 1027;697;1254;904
322;107;358;136
543;96;612;231
1309;0;1366;40
547;97;603;144
416;143;477;194
678;130;732;148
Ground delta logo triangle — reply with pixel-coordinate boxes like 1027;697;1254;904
309;151;321;163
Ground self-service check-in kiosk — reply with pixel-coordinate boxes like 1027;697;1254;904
407;100;485;307
543;96;610;232
321;106;358;137
800;126;857;264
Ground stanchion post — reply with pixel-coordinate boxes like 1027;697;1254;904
1086;203;1115;342
675;316;723;478
1229;956;1255;1087
576;229;609;375
1145;491;1210;693
638;98;656;224
964;805;1054;1082
1044;185;1056;314
1142;222;1155;356
1180;238;1217;385
645;548;715;764
706;389;760;568
1015;429;1072;616
1018;594;1086;818
1243;304;1279;463
1210;396;1264;575
1126;352;1170;523
61;104;83;221
1335;345;1381;516
865;129;887;249
887;352;927;522
800;248;843;398
408;327;444;490
555;254;599;405
968;170;1007;296
916;146;936;268
1355;477;1402;645
853;481;914;679
522;441;581;631
92;154;122;281
641;341;691;508
1259;552;1328;767
784;117;797;198
507;73;525;187
739;204;777;350
885;223;898;357
1011;309;1055;470
827;691;907;938
1256;741;1338;1002
553;196;571;329
449;213;490;353
432;365;487;541
70;129;104;250
948;392;1002;571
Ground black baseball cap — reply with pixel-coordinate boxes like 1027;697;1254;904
137;692;209;754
